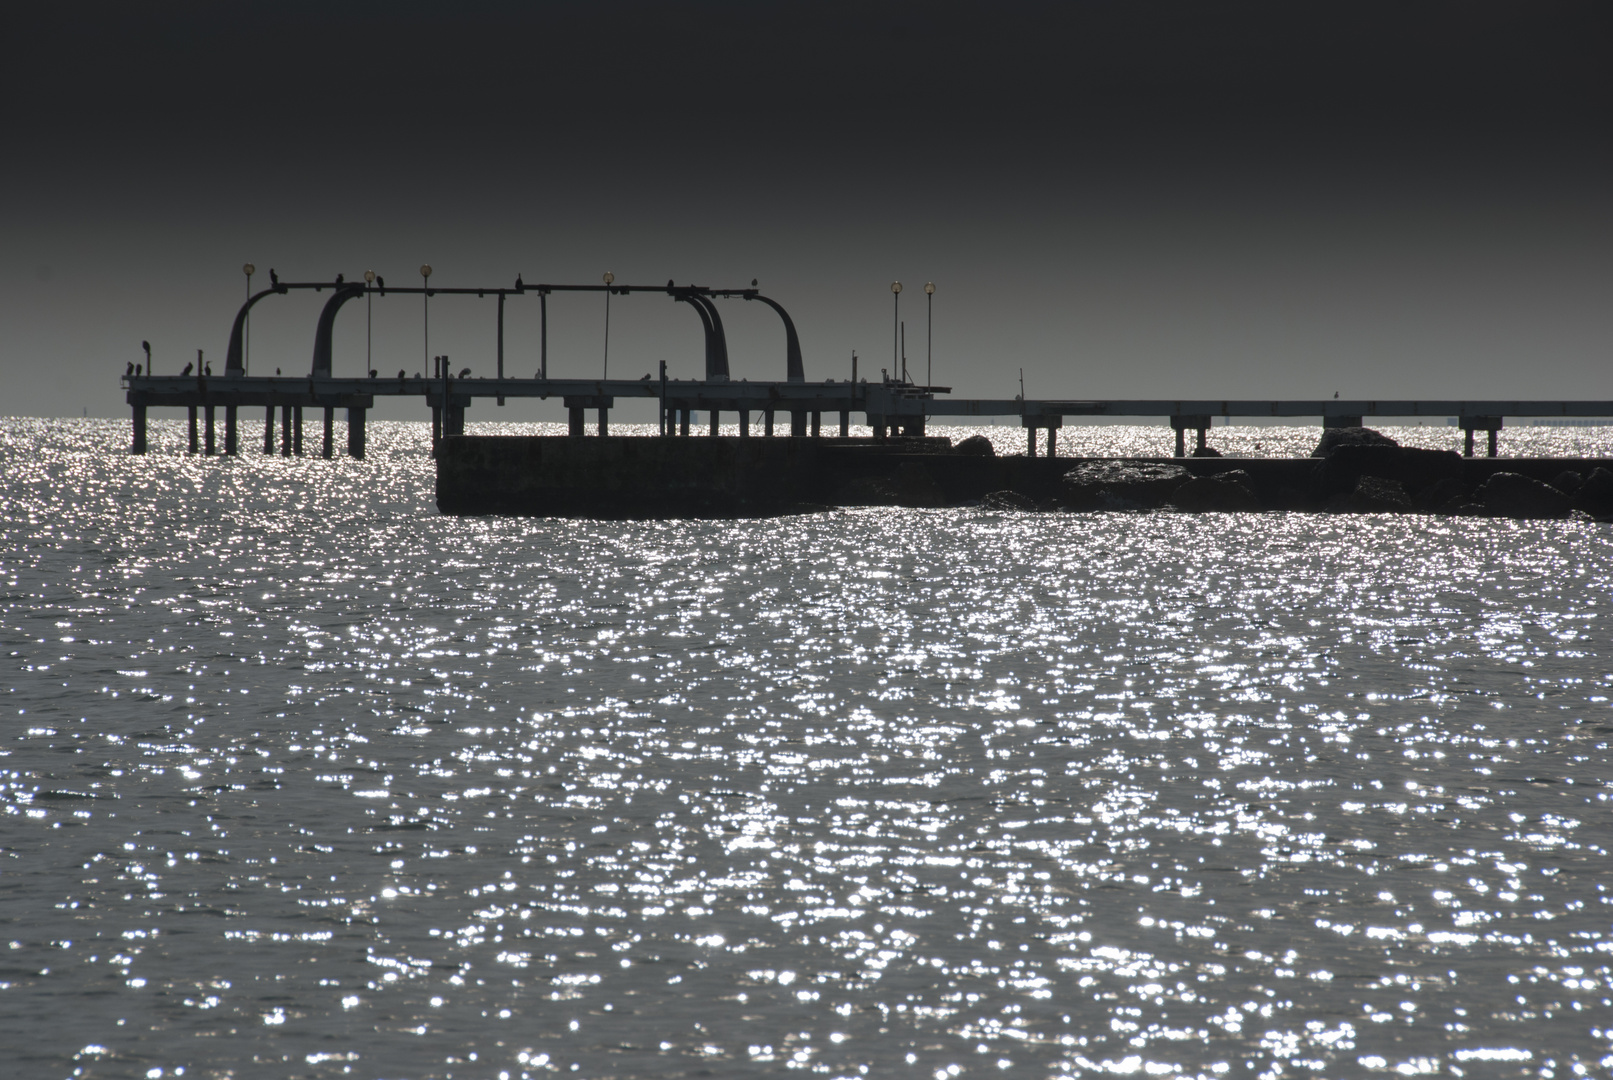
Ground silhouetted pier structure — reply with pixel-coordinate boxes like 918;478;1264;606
124;274;1611;459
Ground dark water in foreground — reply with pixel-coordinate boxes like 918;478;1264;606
4;419;1613;1079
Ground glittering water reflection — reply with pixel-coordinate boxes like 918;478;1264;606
3;418;1612;1079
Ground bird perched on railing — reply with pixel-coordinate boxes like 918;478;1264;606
398;370;406;380
269;269;279;286
335;273;344;285
125;362;133;375
181;361;194;376
204;363;212;376
458;367;472;379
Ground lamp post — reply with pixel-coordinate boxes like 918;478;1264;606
890;280;902;382
364;270;376;375
924;281;935;388
602;271;614;378
242;263;254;373
420;264;432;373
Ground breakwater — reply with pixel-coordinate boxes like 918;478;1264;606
436;430;1613;519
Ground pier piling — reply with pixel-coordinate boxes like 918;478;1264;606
264;406;275;454
322;406;334;459
568;406;584;437
281;405;292;456
204;405;216;455
224;405;238;455
347;407;366;459
131;399;147;454
293;406;304;455
188;406;199;454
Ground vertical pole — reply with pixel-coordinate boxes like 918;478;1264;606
1488;428;1498;458
204;404;216;455
1175;426;1186;458
892;286;899;377
900;321;906;383
281;404;292;456
225;404;237;455
1028;426;1036;457
187;406;199;453
496;291;505;406
926;287;932;388
659;360;668;436
840;410;849;437
680;408;690;437
739;409;749;437
131;399;147;455
811;411;821;438
711;409;720;437
1463;427;1474;457
347;407;366;459
264;405;275;454
598;406;608;437
322;406;334;459
602;287;611;379
432;402;443;448
540;291;548;379
1048;426;1056;457
293;406;304;456
1197;426;1207;453
365;281;371;375
765;409;774;437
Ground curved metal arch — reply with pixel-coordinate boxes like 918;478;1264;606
310;284;368;377
742;294;804;382
224;285;289;374
670;291;730;381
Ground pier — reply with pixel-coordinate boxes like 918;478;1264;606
124;273;1612;463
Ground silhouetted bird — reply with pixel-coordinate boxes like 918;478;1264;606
752;278;758;288
398;369;406;379
276;368;282;375
369;369;377;378
335;273;344;285
515;273;524;290
1334;391;1339;398
667;279;675;289
125;362;133;375
269;269;279;286
181;361;193;376
640;373;651;381
376;276;384;289
135;365;142;376
204;363;212;376
458;367;471;378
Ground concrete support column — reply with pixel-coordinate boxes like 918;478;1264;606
764;410;774;437
1175;426;1186;457
1047;426;1057;457
264;405;275;454
281;404;292;456
188;406;199;453
347;407;366;459
710;410;720;437
131;401;148;455
568;406;584;437
840;410;850;437
597;407;608;437
1464;428;1474;457
680;409;690;437
204;405;216;455
1027;426;1037;457
1488;428;1499;458
446;404;465;437
791;411;806;437
322;406;334;459
739;410;750;437
293;406;304;456
811;411;821;437
224;405;238;455
1196;426;1208;453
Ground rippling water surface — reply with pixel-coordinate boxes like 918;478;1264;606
4;418;1613;1080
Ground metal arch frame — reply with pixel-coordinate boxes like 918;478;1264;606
739;293;804;382
310;284;370;377
225;284;290;374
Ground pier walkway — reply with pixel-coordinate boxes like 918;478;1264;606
122;275;1611;459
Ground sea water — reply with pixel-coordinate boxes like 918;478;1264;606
3;418;1612;1079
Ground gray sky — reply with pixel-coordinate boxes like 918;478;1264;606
5;2;1609;420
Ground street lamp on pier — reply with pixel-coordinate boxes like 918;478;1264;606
420;264;433;372
364;270;376;375
890;280;902;382
924;281;935;388
602;271;615;378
